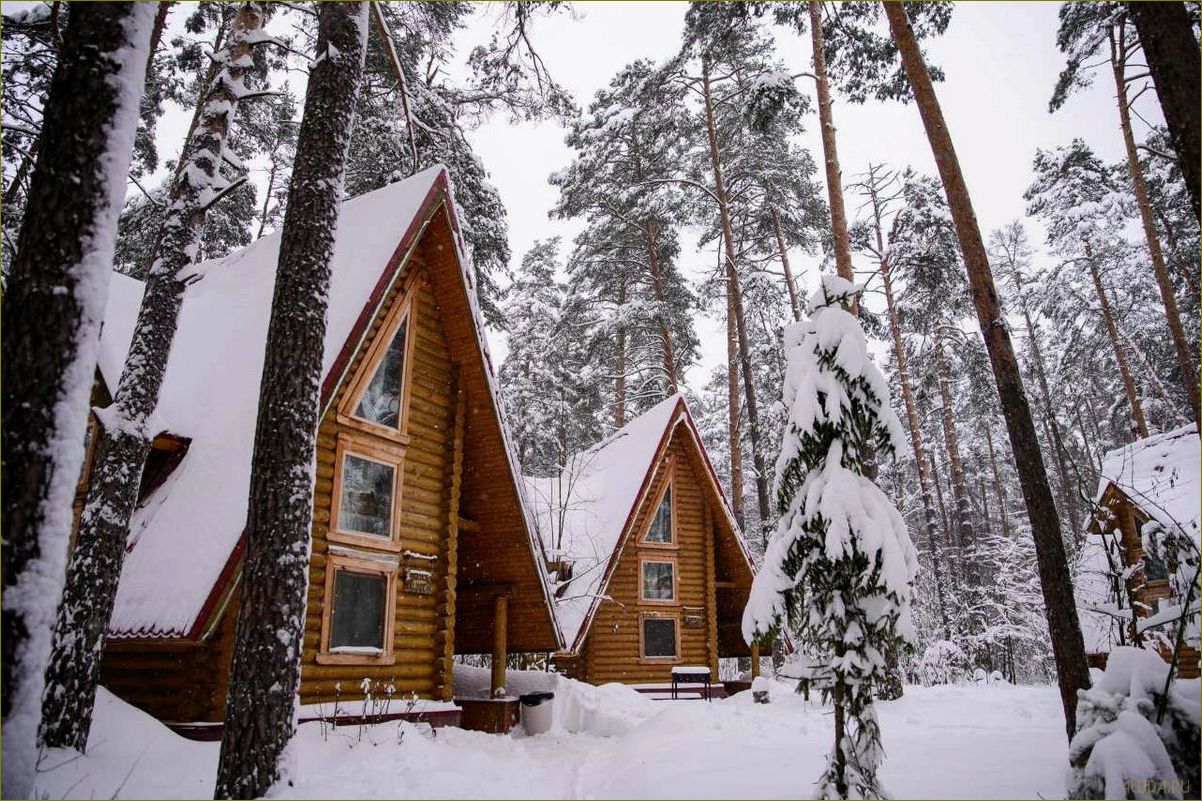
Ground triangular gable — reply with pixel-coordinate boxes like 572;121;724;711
524;394;754;654
99;167;560;650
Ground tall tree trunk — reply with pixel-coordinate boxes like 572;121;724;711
0;5;154;793
727;270;745;530
2;136;40;206
1109;26;1201;430
1085;241;1149;439
369;0;419;175
808;1;853;287
880;243;948;637
1126;1;1201;221
983;425;1010;539
885;1;1091;738
929;450;957;592
770;208;801;322
645;223;679;393
932;335;976;579
214;5;367;798
702;67;771;537
614;279;627;429
40;2;267;752
1016;282;1081;537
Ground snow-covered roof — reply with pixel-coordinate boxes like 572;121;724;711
1092;424;1200;544
98;166;547;639
521;394;749;651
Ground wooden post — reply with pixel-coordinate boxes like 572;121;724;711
491;594;508;697
750;641;760;680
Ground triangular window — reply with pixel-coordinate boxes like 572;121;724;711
352;318;407;430
645;485;673;544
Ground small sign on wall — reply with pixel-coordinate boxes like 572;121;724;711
683;607;704;628
404;568;433;595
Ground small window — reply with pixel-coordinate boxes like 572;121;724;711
645;485;672;543
643;617;677;659
642;560;675;601
337;452;396;539
329;570;387;651
353;319;407;430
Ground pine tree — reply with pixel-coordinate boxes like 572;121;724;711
0;4;155;793
1051;2;1200;430
214;4;368;797
885;1;1092;737
40;1;275;751
745;275;918;800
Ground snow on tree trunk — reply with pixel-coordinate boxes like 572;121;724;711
0;4;154;794
1107;26;1201;432
1126;1;1201;223
883;1;1092;738
39;2;269;752
743;276;918;800
213;5;367;798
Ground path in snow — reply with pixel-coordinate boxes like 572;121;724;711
37;680;1068;799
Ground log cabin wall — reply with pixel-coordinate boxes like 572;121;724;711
577;429;720;684
301;248;457;705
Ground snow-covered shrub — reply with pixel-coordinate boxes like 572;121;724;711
918;640;966;686
1067;647;1200;800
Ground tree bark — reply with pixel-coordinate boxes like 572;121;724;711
702;67;771;537
1085;242;1149;439
983;424;1010;539
770;208;801;322
727;266;745;530
40;2;267;752
885;1;1091;738
645;223;679;393
214;4;367;798
1126;1;1201;221
932;334;976;587
614;279;627;429
808;1;854;289
0;5;154;793
1109;25;1201;430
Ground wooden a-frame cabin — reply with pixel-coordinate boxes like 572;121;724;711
83;166;561;733
522;395;763;689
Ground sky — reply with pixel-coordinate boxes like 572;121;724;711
449;1;1164;381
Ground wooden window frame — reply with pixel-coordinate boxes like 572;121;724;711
640;464;678;549
337;289;417;445
317;551;397;666
639;611;681;663
639;556;678;605
328;435;405;553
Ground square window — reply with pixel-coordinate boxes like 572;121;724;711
329;570;387;651
337;453;395;539
353;319;407;430
643;617;677;659
645;486;672;543
642;561;675;601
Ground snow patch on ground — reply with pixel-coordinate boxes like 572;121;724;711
38;681;1070;799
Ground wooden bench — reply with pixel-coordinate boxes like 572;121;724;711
670;666;713;701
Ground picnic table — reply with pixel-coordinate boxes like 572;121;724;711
670;665;713;701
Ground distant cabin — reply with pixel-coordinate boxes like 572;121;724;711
523;395;763;689
82;167;561;733
1076;424;1200;679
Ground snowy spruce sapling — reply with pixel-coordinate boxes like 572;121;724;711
743;275;919;800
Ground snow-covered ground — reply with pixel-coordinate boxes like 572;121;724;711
36;677;1070;800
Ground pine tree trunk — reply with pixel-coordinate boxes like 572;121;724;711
2;136;40;206
929;450;958;593
1126;1;1201;221
771;208;801;322
0;5;154;792
40;2;267;752
701;67;771;536
1109;26;1201;430
1085;241;1149;439
885;1;1091;738
1017;288;1081;537
881;249;948;637
932;335;976;586
645;223;679;393
983;425;1011;539
614;279;627;429
727;274;745;530
214;5;367;798
808;1;853;286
